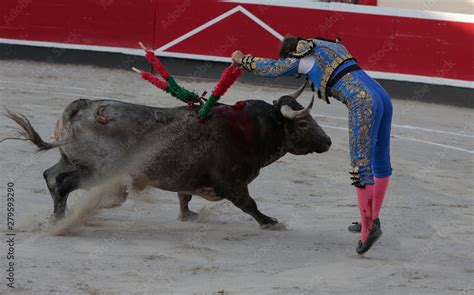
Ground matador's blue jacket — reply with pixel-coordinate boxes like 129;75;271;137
240;38;393;187
240;38;357;104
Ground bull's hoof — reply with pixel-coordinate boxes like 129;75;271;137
100;198;126;209
178;210;198;222
38;214;61;230
261;222;287;231
53;211;66;221
260;218;284;230
99;186;128;209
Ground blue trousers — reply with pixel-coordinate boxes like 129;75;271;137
330;70;393;185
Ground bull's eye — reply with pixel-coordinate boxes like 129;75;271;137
298;121;309;129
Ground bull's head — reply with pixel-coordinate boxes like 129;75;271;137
273;82;332;155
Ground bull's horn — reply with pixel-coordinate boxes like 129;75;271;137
288;81;307;99
280;95;315;119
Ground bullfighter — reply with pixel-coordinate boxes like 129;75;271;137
232;36;393;255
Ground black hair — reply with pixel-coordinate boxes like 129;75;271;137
279;35;303;58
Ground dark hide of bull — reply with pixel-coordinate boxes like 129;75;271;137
3;93;331;229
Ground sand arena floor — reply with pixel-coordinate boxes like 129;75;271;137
0;60;472;294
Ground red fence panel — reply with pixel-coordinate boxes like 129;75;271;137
0;0;472;86
1;0;156;48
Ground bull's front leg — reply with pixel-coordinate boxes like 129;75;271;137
177;193;198;221
216;184;279;229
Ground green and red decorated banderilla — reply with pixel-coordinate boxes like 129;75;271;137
132;42;242;120
198;62;242;119
132;42;200;104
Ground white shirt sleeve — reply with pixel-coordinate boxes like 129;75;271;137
298;55;316;74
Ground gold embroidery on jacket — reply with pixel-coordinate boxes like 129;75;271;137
315;47;354;99
253;57;298;76
290;40;315;57
334;72;374;180
352;88;373;177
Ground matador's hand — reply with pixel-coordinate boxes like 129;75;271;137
232;50;244;64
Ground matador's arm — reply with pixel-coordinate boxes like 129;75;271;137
238;54;300;78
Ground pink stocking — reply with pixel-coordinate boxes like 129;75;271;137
356;185;374;241
372;176;390;220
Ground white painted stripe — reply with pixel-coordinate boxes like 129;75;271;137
314;114;474;138
156;6;241;52
394;135;474;154
156;51;232;62
156;6;283;53
391;124;474;139
224;0;474;23
0;38;142;55
319;124;347;131
366;71;473;89
237;6;284;40
4;87;123;101
0;80;134;95
318;124;474;154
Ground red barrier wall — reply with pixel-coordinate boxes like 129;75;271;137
1;0;155;48
358;0;377;5
1;0;472;86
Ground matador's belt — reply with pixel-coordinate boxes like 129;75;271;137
321;63;361;104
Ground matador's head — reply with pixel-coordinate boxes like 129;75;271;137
279;35;315;58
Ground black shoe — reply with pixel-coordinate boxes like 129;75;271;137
348;218;381;233
356;225;383;255
373;218;381;229
348;222;362;233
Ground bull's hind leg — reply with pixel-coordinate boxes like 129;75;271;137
100;185;128;209
43;155;86;219
177;193;198;221
217;185;278;229
54;169;87;217
43;156;71;218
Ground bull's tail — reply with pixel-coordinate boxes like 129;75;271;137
1;107;66;151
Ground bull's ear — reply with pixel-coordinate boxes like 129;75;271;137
270;107;284;125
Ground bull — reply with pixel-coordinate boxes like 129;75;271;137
3;82;331;229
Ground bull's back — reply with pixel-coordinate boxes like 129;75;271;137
55;99;193;173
